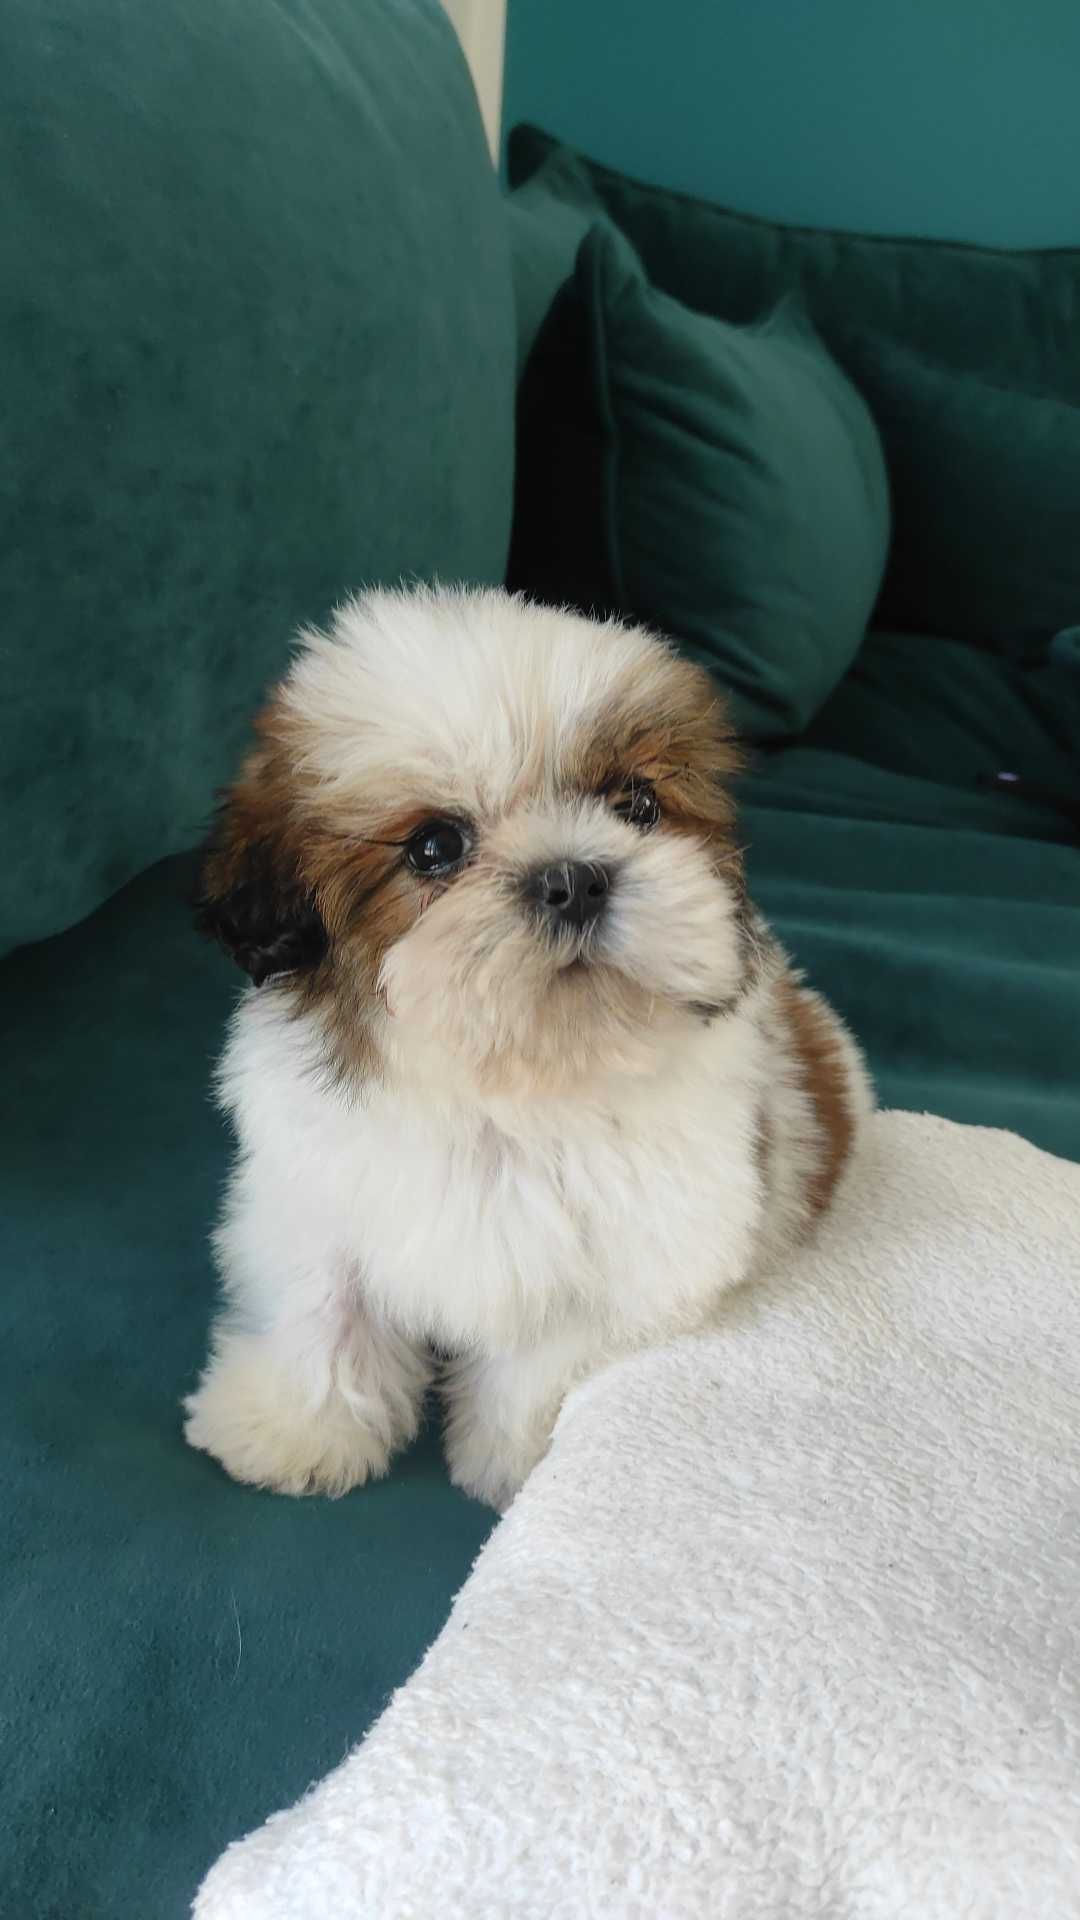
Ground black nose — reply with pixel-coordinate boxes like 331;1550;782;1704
528;860;612;932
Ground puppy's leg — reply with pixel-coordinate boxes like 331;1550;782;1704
442;1324;597;1511
184;1283;430;1498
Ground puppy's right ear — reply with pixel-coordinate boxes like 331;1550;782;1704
194;754;328;988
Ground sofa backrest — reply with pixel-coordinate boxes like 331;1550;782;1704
0;0;515;956
507;128;1080;660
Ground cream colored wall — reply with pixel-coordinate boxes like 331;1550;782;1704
441;0;506;161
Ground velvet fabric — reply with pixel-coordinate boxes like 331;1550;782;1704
578;225;889;739
507;128;1080;403
506;126;1080;652
830;334;1080;644
0;0;516;956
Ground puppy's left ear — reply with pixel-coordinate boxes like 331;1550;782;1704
195;752;327;988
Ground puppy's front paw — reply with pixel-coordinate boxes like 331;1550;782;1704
446;1452;521;1514
183;1341;395;1498
444;1412;540;1514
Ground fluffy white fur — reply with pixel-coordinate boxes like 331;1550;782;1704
185;589;872;1509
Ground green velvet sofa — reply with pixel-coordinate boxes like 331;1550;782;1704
3;5;1077;1915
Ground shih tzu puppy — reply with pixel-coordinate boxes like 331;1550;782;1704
185;587;871;1510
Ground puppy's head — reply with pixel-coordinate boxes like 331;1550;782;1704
197;588;751;1095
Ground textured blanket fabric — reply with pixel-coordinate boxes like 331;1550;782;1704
195;1112;1080;1918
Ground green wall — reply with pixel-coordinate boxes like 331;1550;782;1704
503;0;1080;244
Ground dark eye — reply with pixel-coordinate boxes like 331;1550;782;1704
405;819;472;876
613;780;661;831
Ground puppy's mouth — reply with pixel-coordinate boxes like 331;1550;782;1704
543;924;609;979
538;919;734;1023
551;919;601;956
549;947;723;1019
552;950;593;980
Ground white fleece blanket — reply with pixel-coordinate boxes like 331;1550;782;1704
195;1112;1080;1919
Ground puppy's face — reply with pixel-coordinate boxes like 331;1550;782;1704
199;590;751;1095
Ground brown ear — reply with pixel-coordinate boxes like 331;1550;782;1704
194;750;327;987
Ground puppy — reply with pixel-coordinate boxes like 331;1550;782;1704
185;587;871;1510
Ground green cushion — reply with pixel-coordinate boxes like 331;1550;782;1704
830;335;1080;645
805;628;1080;818
0;0;515;958
579;225;889;739
747;631;1080;1155
507;126;1080;650
0;853;495;1918
743;763;1080;1160
505;178;592;373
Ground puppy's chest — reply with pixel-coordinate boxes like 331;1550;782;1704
347;1086;759;1347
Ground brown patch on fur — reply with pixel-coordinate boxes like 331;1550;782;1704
299;809;434;1083
569;653;743;858
197;698;439;1080
570;655;759;1015
777;979;856;1216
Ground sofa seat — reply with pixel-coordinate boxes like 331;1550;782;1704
3;668;1077;1912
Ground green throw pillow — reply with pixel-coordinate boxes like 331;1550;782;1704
836;334;1080;646
579;225;889;740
